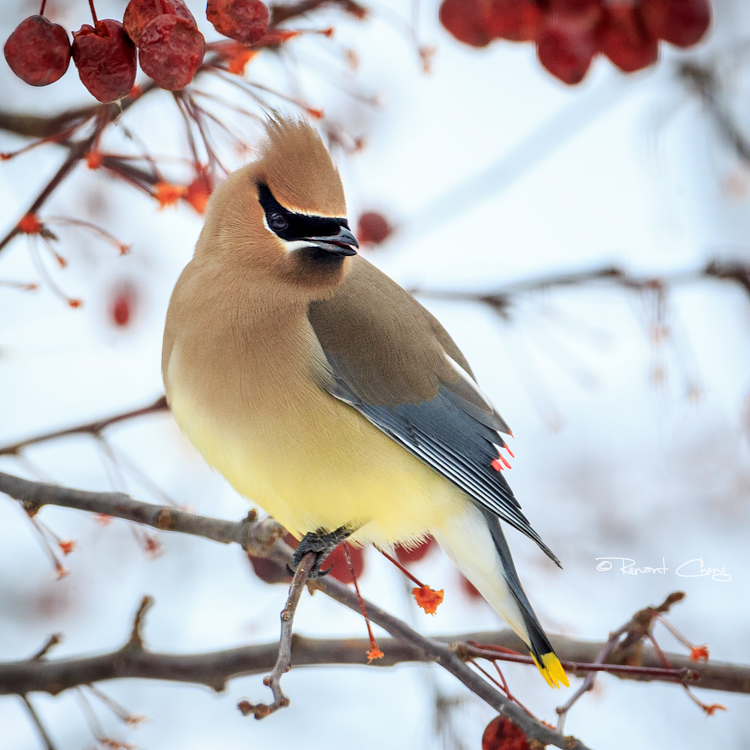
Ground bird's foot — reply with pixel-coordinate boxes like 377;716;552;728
289;526;351;579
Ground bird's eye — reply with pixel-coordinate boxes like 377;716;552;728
268;212;288;232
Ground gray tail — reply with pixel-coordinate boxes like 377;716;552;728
480;508;556;665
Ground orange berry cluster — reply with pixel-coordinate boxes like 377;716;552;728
439;0;711;84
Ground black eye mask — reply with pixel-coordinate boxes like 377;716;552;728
257;183;348;241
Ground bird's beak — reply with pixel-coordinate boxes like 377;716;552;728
303;226;359;256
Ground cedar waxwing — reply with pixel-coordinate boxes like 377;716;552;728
162;115;568;689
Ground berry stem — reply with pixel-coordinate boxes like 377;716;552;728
39;0;47;15
343;542;382;661
87;0;98;25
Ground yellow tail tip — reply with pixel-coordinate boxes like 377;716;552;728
531;652;569;689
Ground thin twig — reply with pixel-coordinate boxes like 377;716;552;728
20;695;57;750
408;259;750;315
0;397;167;456
238;553;316;718
555;626;627;733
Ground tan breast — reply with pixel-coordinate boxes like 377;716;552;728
163;266;463;545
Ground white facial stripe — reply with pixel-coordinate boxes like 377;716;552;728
282;240;313;254
261;213;307;254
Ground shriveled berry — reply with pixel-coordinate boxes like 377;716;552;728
109;281;138;327
641;0;711;48
248;533;296;584
356;211;392;246
4;15;71;86
138;14;206;90
537;22;596;84
482;715;530;750
485;0;542;43
439;0;492;48
206;0;270;45
324;543;365;584
394;536;435;565
547;0;602;33
460;573;483;600
548;0;600;19
72;20;137;102
123;0;197;45
598;6;658;74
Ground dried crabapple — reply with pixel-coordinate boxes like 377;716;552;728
482;715;530;750
356;211;392;246
640;0;711;48
109;281;138;327
485;0;542;43
323;543;364;584
72;20;137;103
394;536;435;565
537;21;596;85
547;0;601;23
123;0;197;45
138;13;206;91
598;6;658;73
439;0;492;48
4;15;71;86
206;0;270;45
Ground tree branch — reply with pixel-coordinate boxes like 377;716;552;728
1;623;747;700
0;397;168;456
408;258;750;314
0;470;593;750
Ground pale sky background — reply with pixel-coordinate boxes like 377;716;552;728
1;0;749;748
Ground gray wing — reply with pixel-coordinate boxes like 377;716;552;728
308;257;560;566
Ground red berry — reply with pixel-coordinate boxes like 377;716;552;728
324;543;365;584
485;0;541;43
548;0;600;17
123;0;197;46
598;6;658;73
482;715;530;750
206;0;270;45
547;0;602;32
439;0;492;49
248;554;292;583
4;15;71;87
537;22;596;84
109;282;138;327
72;20;137;103
459;573;483;600
394;537;435;565
138;14;206;91
641;0;711;48
248;532;296;584
356;211;392;246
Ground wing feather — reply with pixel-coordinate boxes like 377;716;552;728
309;257;559;566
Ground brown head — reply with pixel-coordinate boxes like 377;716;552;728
194;114;358;296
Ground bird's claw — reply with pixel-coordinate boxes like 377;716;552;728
289;527;350;579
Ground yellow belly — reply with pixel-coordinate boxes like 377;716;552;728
168;383;465;548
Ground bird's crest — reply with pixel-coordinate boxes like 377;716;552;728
256;114;346;219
